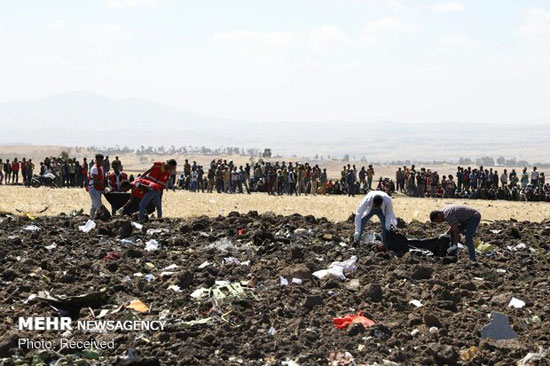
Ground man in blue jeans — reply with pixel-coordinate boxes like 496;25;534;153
430;204;481;261
353;191;397;248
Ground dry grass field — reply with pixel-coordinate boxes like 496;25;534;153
2;145;548;223
1;186;549;223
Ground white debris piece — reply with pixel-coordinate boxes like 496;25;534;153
190;288;208;299
160;271;176;277
198;261;211;269
312;256;357;281
280;277;289;286
163;264;179;270
78;220;96;233
292;278;303;285
507;243;527;251
224;257;240;265
44;243;57;250
168;285;182;292
508;297;526;309
409;300;423;308
145;239;159;251
223;257;250;266
22;225;41;232
146;228;169;235
518;347;547;366
23;294;37;304
131;222;143;230
210;238;234;252
281;360;299;366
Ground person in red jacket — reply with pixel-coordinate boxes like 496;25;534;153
87;154;105;218
138;159;177;222
11;158;20;184
107;162;128;192
20;158;27;186
117;179;155;217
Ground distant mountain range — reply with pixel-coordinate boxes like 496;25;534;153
1;91;549;162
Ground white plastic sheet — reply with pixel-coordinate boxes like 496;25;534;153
312;256;357;281
78;220;96;233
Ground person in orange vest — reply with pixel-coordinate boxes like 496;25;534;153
138;159;177;222
87;154;106;218
107;162;128;192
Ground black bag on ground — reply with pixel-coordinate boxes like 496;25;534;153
386;230;450;257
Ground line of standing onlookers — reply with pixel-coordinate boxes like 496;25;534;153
0;158;34;186
0;155;124;188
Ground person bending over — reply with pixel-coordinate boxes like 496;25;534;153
353;191;397;248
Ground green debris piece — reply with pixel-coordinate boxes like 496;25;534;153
31;351;51;366
203;282;256;306
228;283;245;296
123;310;140;320
210;287;226;305
79;349;101;359
475;241;494;253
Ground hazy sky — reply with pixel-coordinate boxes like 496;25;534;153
1;0;549;123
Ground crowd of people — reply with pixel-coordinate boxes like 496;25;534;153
395;165;550;201
0;155;125;188
176;159;380;197
1;154;549;202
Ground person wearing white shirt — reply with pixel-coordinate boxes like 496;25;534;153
531;167;539;185
353;191;398;247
